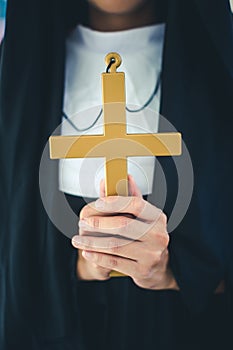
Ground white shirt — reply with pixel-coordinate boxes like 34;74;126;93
59;23;165;197
230;0;233;12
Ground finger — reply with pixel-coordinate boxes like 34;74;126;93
79;215;152;241
74;233;167;261
99;178;105;198
99;175;142;199
128;174;142;198
80;196;162;223
72;235;142;260
81;251;111;279
82;250;138;277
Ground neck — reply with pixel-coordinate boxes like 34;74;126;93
87;1;167;32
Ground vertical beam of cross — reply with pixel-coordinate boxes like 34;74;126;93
102;56;129;196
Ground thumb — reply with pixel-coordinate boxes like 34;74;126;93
99;175;142;198
128;174;142;198
99;178;105;198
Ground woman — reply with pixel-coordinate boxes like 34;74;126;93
0;0;232;349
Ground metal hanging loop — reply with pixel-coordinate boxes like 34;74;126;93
105;52;122;73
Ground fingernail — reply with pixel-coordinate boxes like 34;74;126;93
95;199;105;209
72;236;82;245
78;220;87;228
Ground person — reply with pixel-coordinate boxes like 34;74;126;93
0;0;232;349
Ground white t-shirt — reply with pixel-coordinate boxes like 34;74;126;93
59;23;165;197
230;0;233;12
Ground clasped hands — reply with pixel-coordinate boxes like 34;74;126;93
72;175;178;291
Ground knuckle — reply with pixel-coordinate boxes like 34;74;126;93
119;216;130;232
153;231;169;248
108;239;120;254
164;233;170;246
120;215;129;227
80;205;91;220
161;232;170;247
148;250;162;264
155;250;163;263
109;257;118;269
91;216;100;229
131;197;144;217
159;212;167;226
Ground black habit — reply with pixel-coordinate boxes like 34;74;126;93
0;0;233;349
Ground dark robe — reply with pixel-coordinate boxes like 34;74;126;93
0;0;233;349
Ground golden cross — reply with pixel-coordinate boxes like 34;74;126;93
49;52;182;198
49;52;182;278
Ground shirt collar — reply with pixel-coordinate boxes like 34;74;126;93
70;23;165;54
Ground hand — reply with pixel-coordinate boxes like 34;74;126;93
74;175;141;281
72;176;178;290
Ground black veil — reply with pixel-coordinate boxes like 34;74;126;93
0;0;233;348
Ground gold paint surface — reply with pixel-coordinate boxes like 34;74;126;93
105;158;128;196
105;52;122;72
102;73;125;103
49;132;181;159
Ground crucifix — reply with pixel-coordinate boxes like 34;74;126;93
49;52;182;276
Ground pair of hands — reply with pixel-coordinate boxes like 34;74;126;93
72;176;178;291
